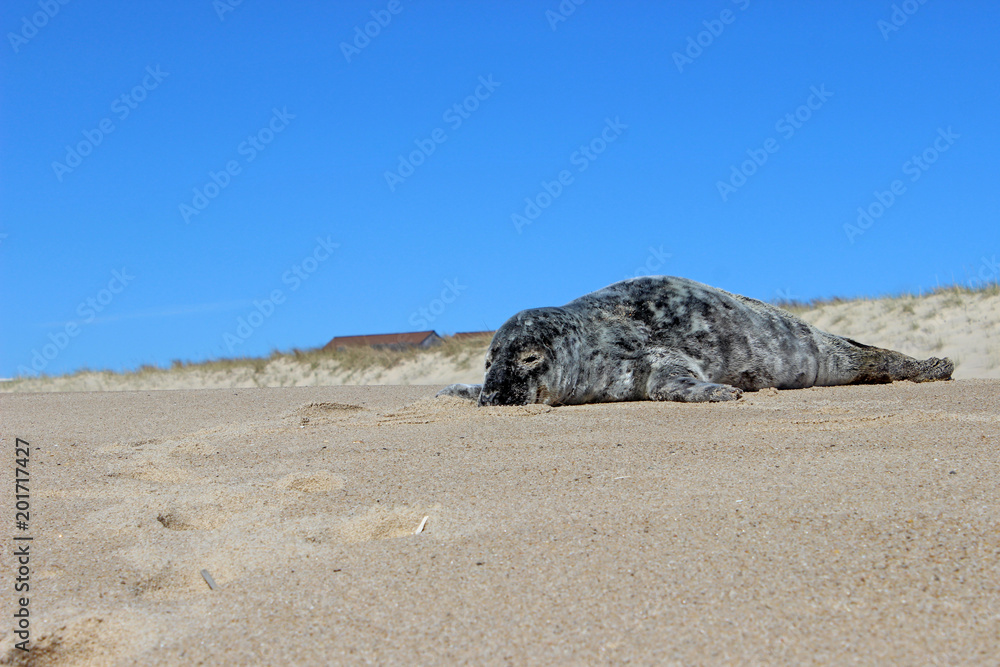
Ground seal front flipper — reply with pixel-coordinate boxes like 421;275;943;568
646;369;743;403
436;383;483;401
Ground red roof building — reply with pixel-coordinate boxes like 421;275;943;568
323;331;443;351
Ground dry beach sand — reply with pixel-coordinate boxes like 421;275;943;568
2;380;999;664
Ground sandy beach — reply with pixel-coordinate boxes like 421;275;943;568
2;380;998;664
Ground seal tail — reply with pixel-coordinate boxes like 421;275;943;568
845;338;954;383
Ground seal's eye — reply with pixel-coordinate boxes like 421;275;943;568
521;353;541;366
485;359;492;370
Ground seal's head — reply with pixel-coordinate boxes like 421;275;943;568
478;308;582;406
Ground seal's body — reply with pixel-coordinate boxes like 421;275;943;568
438;276;953;406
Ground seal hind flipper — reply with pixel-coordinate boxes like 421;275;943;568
908;356;954;382
849;343;954;384
436;383;483;401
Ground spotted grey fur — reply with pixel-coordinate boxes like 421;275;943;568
437;276;953;406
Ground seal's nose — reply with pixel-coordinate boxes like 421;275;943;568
478;390;498;406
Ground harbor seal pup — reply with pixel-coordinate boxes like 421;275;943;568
437;276;953;406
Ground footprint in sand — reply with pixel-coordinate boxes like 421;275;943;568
97;437;161;457
750;413;902;433
276;470;345;493
0;614;136;665
291;401;365;426
114;554;216;602
376;397;551;425
155;508;227;531
106;459;205;485
334;506;433;543
149;489;255;532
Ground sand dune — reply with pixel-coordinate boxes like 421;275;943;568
4;288;998;393
796;289;1000;380
2;381;998;663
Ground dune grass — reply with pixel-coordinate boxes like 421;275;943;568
99;333;496;380
772;280;999;314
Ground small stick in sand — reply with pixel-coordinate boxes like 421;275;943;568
200;569;218;591
415;516;429;534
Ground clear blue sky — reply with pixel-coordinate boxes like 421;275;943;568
2;0;998;378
